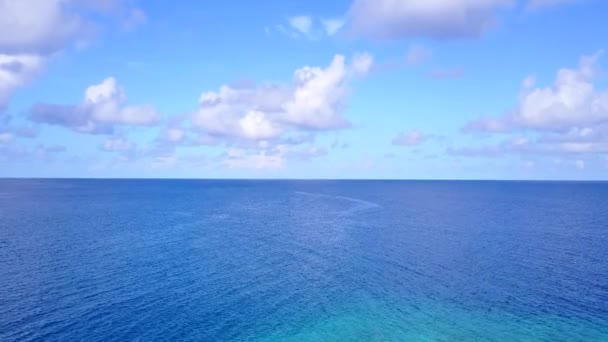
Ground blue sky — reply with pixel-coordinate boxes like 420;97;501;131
1;0;608;179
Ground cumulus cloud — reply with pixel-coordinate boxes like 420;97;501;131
29;77;160;134
347;0;513;40
465;51;607;133
0;0;147;113
193;53;372;143
0;0;82;113
0;54;45;110
0;0;89;54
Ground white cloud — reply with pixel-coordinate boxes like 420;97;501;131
238;110;282;140
0;54;45;110
466;51;608;133
0;0;87;54
276;16;344;39
347;0;513;40
392;130;426;146
288;15;313;35
283;55;353;129
352;52;374;75
0;0;147;113
85;77;159;126
193;84;289;140
322;18;345;36
0;0;79;113
30;77;160;134
193;53;371;142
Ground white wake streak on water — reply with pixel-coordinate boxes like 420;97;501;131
294;191;381;215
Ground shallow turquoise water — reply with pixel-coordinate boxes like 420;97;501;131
1;179;607;341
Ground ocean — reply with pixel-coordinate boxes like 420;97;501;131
0;179;607;341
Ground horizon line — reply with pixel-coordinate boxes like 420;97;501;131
1;177;607;182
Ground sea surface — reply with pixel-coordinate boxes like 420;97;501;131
1;179;607;341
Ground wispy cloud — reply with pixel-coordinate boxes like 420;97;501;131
273;15;345;40
322;18;345;36
288;15;313;35
346;0;513;40
29;77;160;134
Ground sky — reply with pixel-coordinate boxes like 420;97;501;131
1;0;608;179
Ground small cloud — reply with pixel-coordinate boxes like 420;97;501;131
29;77;161;134
275;24;299;39
274;16;344;40
352;52;374;75
322;18;345;36
288;15;313;35
193;53;370;143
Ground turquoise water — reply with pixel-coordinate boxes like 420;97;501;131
1;180;607;341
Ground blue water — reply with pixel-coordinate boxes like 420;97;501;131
1;179;607;341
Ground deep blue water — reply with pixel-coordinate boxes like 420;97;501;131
1;179;607;341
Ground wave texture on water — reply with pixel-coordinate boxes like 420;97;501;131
0;179;607;341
